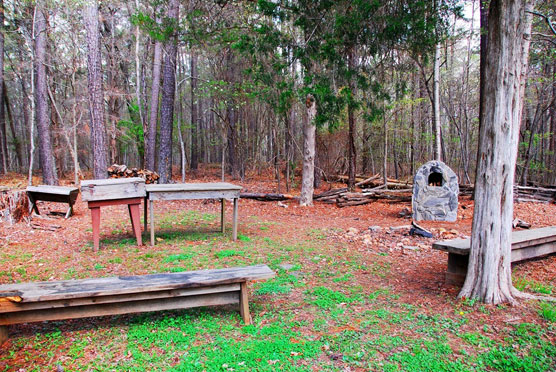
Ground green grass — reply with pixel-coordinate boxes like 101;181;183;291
538;301;556;322
513;276;554;295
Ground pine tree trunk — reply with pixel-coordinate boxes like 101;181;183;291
0;0;5;175
347;49;356;190
34;2;58;185
433;41;442;161
190;51;199;170
84;0;108;179
300;94;316;206
157;0;179;183
459;0;536;304
146;33;162;171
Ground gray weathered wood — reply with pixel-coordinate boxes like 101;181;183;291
433;226;556;255
26;185;79;196
1;292;239;325
26;185;80;218
0;265;274;303
81;177;146;201
145;182;242;245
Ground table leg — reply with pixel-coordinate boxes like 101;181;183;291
143;197;148;231
65;205;73;219
129;203;142;246
91;206;101;251
221;198;225;234
232;197;238;241
28;195;40;215
150;199;155;246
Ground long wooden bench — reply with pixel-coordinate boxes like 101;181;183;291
433;226;556;285
26;185;80;218
0;265;274;343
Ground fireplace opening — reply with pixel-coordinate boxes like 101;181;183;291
428;171;444;186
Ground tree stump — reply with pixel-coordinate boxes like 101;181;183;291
0;188;30;224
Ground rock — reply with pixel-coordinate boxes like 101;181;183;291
368;226;382;232
398;207;411;218
346;227;359;236
277;201;288;208
512;218;531;229
289;271;306;278
279;263;295;271
390;225;411;232
403;245;419;251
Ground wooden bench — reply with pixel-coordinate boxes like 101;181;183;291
0;265;275;343
433;226;556;285
26;185;80;218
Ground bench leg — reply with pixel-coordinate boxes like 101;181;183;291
0;326;7;344
221;198;225;234
91;206;101;251
232;198;238;241
28;195;40;215
239;282;251;325
143;197;148;231
65;205;73;219
128;204;142;246
446;253;469;286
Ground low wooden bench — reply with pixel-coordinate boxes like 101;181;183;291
26;185;80;218
0;265;275;343
433;226;556;285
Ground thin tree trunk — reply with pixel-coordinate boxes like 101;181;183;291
4;84;23;170
84;0;108;179
146;22;162;171
190;50;199;170
459;0;536;304
34;2;57;185
0;0;5;174
134;0;146;168
157;0;179;183
433;40;442;161
300;94;316;206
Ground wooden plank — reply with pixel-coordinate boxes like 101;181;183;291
148;190;240;201
81;178;146;201
26;186;79;196
0;284;240;313
0;325;7;344
239;282;251;325
221;199;225;234
0;265;275;303
433;226;556;255
232;198;238;241
146;183;242;193
0;292;239;326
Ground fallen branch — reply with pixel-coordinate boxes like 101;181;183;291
240;193;297;201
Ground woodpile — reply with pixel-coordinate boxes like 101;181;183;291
107;164;159;184
314;187;412;207
0;188;29;224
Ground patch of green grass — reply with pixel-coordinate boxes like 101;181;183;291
513;276;553;295
333;273;354;283
538;302;556;322
163;253;196;263
238;234;251;242
93;263;104;271
108;257;122;264
255;273;301;296
215;249;244;258
305;286;363;309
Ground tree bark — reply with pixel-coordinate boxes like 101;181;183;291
347;49;356;190
300;94;316;206
0;0;5;175
190;50;199;170
433;40;442;161
84;0;108;179
459;0;536;304
146;16;162;172
34;2;58;185
157;0;179;183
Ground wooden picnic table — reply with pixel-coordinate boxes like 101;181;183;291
26;185;80;218
144;183;242;246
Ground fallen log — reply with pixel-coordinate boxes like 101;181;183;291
240;193;297;201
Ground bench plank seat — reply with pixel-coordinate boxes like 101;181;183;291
0;265;275;342
26;185;80;218
433;226;556;285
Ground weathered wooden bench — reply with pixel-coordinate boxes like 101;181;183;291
0;265;275;343
26;185;80;218
433;226;556;285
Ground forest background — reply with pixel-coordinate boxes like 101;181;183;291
0;0;553;193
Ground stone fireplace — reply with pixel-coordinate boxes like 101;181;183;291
412;160;459;222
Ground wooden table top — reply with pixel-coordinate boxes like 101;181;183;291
146;182;242;193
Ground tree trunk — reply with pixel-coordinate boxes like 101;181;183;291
34;2;58;185
0;0;5;175
347;50;357;190
459;0;536;304
146;25;162;171
4;84;23;170
190;50;199;170
433;40;442;161
84;0;108;179
157;0;179;183
300;94;316;206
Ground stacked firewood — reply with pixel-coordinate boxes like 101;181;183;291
107;164;159;184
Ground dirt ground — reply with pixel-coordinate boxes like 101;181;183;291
1;169;555;370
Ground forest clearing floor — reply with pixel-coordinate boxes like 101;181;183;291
1;168;555;371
